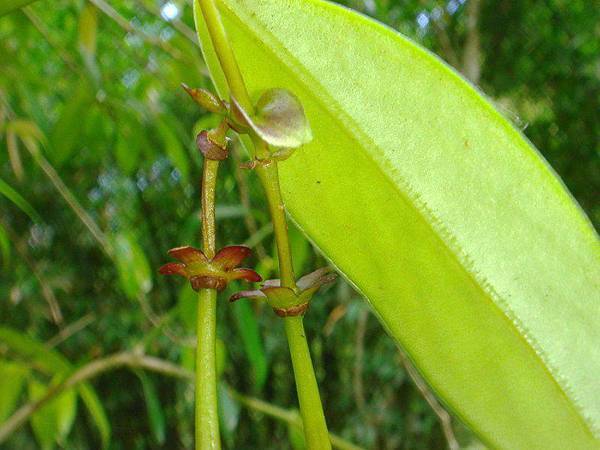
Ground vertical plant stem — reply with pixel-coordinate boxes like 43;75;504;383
201;159;219;259
196;0;253;113
257;163;331;450
285;316;331;450
255;162;295;287
196;159;221;450
194;1;330;447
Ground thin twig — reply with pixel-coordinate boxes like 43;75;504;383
22;7;80;73
46;313;95;348
87;0;184;61
398;351;460;450
0;218;63;325
23;143;113;257
135;0;198;45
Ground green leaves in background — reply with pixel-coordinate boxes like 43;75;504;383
77;4;100;81
196;0;600;448
0;361;29;423
0;0;38;17
0;327;111;448
28;378;77;450
231;300;268;390
0;176;41;222
4;119;46;181
135;371;166;445
0;223;10;269
156;117;191;183
49;81;94;167
112;232;152;301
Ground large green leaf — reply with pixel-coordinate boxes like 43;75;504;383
194;0;600;448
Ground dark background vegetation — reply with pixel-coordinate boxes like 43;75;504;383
0;0;597;449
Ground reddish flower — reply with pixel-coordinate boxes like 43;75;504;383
159;245;261;291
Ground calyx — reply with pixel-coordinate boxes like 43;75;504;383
159;245;261;292
230;268;336;317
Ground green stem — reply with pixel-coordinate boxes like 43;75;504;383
257;163;331;450
230;388;364;450
196;0;253;113
284;316;332;450
194;1;331;447
196;158;221;450
255;162;296;287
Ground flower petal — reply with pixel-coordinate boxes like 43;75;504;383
229;289;266;302
158;262;187;277
228;268;262;283
168;246;207;265
262;279;281;288
212;245;252;270
297;267;336;290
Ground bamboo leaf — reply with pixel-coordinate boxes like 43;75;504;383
135;371;166;445
0;176;42;222
232;300;268;389
195;0;600;448
0;223;10;269
112;232;153;301
49;81;93;167
0;361;29;423
28;378;77;450
0;327;111;448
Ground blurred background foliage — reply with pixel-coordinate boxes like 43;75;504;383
0;0;597;449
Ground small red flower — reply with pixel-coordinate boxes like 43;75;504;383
159;245;261;292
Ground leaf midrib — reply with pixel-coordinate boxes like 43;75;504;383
218;0;595;438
